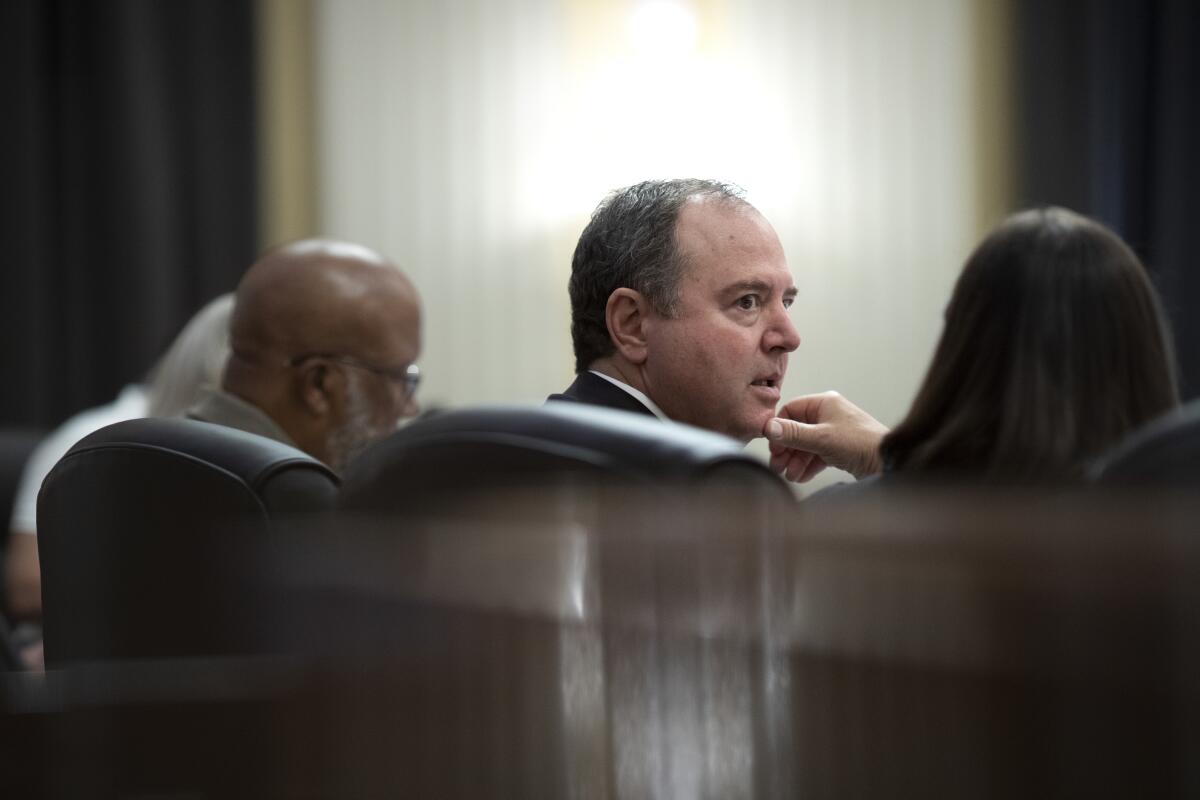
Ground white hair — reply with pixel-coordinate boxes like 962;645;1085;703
144;294;234;417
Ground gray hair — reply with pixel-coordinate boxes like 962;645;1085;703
144;294;234;417
568;179;747;372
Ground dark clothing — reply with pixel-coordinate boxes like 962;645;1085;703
187;388;296;448
547;372;658;418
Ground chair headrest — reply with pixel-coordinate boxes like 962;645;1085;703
38;417;339;665
340;403;785;511
1091;400;1200;487
59;416;337;499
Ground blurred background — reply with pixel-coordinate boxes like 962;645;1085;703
2;0;1197;489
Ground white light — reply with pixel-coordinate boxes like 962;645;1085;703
627;0;699;58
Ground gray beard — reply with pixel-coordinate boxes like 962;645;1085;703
326;378;388;473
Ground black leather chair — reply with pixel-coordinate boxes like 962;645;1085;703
339;402;792;514
1091;399;1200;487
38;417;339;665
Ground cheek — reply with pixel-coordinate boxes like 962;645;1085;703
342;377;391;432
694;327;755;379
371;395;401;432
651;318;754;395
656;327;718;384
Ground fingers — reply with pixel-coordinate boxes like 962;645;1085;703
797;454;827;483
764;417;823;451
769;448;827;484
764;416;830;484
774;392;833;425
784;452;809;482
766;391;886;482
769;448;798;474
779;450;825;483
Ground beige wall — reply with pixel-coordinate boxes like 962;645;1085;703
306;0;1013;490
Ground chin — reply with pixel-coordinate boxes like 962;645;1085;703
727;419;765;444
690;405;768;443
734;408;775;441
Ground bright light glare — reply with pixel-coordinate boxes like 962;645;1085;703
519;0;807;230
523;51;803;228
627;0;699;58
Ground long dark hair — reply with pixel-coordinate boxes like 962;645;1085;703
881;207;1179;482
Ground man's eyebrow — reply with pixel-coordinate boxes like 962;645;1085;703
721;280;773;295
721;280;799;297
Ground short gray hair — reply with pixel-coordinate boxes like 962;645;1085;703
568;179;746;372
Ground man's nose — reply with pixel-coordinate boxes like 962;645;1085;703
764;305;801;353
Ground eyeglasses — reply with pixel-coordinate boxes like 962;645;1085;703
287;353;421;398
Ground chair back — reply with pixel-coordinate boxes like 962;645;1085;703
1091;400;1200;487
338;403;791;515
38;417;338;665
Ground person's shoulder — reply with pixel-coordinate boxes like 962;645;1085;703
547;372;615;406
549;372;660;419
10;385;149;532
33;385;148;462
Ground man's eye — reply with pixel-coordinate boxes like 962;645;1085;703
783;297;794;309
736;295;761;310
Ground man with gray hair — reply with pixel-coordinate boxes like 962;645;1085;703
549;179;802;444
550;178;890;481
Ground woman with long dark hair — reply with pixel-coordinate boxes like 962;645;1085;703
767;207;1180;485
881;206;1178;482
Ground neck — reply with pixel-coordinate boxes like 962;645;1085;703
222;369;319;462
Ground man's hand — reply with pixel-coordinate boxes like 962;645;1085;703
763;391;889;483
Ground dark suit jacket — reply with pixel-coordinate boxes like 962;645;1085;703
546;372;658;418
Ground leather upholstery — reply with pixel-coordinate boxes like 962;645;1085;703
1091;399;1200;487
339;402;791;513
38;417;338;665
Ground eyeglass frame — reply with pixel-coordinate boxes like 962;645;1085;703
285;352;421;398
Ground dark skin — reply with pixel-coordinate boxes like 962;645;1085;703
223;240;422;469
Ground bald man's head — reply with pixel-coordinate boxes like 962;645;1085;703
224;240;422;471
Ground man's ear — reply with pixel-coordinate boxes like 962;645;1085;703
606;288;650;365
297;362;340;417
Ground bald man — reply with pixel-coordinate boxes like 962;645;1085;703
190;240;422;473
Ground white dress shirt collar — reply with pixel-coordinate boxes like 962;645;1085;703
587;370;670;422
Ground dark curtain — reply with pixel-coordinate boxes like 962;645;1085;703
0;0;257;427
1014;0;1200;398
